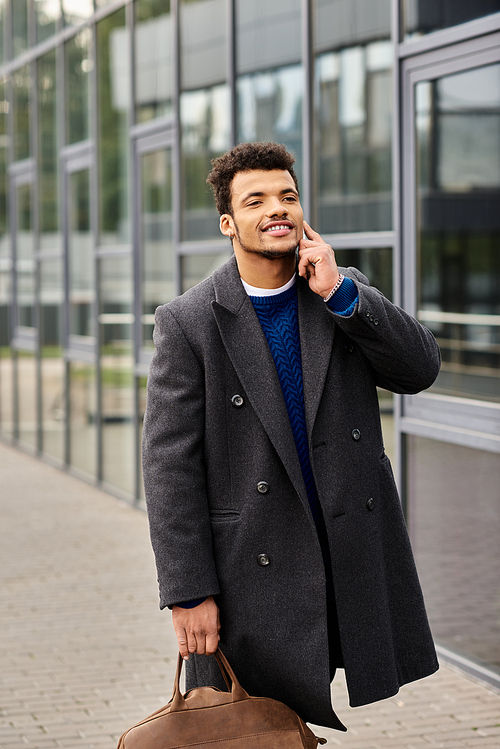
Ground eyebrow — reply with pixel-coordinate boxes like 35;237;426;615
240;188;299;204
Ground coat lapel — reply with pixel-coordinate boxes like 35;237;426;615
211;257;308;506
296;275;336;441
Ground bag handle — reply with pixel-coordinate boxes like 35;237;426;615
170;647;249;713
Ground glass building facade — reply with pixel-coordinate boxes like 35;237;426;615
0;0;499;687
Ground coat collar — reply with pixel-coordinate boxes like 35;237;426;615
211;256;336;511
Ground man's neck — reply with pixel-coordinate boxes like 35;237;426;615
234;252;296;289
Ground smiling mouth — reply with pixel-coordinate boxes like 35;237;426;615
262;223;294;235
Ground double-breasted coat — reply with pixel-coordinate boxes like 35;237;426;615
142;256;441;730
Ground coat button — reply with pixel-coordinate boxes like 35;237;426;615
231;394;244;407
365;311;371;318
351;429;361;441
257;481;269;494
367;497;375;511
257;554;270;566
373;318;379;326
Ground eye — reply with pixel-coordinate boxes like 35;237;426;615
283;195;297;202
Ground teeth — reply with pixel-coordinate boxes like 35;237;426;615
266;225;289;231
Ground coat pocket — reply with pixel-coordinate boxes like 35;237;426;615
209;509;240;523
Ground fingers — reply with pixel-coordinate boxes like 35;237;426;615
172;597;220;660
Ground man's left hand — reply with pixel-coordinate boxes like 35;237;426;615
298;220;340;298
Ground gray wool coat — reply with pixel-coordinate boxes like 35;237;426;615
142;256;441;730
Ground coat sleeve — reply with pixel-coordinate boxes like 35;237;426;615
330;267;441;394
142;304;220;610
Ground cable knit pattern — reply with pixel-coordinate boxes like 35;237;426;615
250;286;330;552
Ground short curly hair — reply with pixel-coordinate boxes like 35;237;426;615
207;142;299;216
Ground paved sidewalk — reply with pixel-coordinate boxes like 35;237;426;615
1;441;499;749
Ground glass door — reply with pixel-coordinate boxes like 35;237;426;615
401;37;500;681
62;148;97;478
135;129;175;364
11;167;37;448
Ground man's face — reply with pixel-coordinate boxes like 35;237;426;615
220;169;303;261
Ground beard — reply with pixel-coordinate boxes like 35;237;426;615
233;224;298;260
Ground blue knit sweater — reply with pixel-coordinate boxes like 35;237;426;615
249;278;358;559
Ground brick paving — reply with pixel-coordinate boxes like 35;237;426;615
1;441;499;749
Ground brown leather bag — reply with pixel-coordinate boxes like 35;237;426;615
117;648;327;748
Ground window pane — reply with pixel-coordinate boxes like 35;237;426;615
99;255;134;496
334;246;392;301
16;183;35;329
65;29;91;145
180;0;230;241
407;436;500;672
38;50;61;255
181;252;231;294
140;147;174;349
12;0;29;57
0;78;10;437
97;8;130;246
68;169;94;340
62;0;94;26
0;80;9;261
415;64;500;403
314;41;392;233
69;361;97;477
0;0;6;63
13;66;30;161
134;0;173;123
236;0;303;183
35;0;60;43
40;258;65;463
18;351;37;448
403;0;500;40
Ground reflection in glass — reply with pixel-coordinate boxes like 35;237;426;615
12;0;29;57
181;252;231;294
62;0;93;26
65;30;91;145
402;0;500;40
415;64;500;402
38;50;61;255
135;0;173;123
334;246;392;301
315;41;392;233
69;169;94;340
0;78;10;436
138;375;147;503
407;436;500;671
180;0;229;241
17;352;37;448
237;68;303;184
69;361;97;478
40;259;65;463
99;255;134;496
35;0;60;43
97;8;130;246
236;0;303;191
181;85;230;240
0;0;5;63
16;184;35;329
141;147;174;348
0;344;13;436
0;80;9;262
13;66;30;161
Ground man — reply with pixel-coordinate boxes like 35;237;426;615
142;142;440;731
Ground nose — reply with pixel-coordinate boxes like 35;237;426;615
266;197;288;217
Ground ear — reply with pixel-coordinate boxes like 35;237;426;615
220;214;234;238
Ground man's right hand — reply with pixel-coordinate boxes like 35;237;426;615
171;596;220;660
